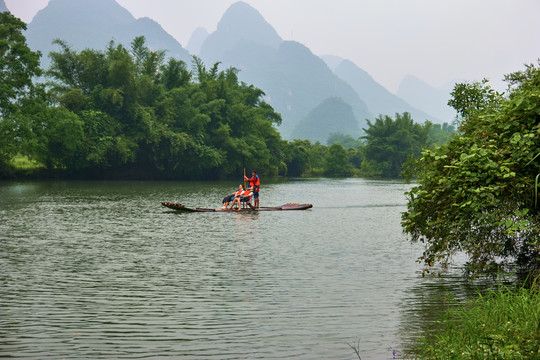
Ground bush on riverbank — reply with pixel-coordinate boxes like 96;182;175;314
402;62;540;278
412;285;540;359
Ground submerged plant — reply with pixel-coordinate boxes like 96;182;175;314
347;338;362;360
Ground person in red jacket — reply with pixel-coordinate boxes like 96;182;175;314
244;170;260;208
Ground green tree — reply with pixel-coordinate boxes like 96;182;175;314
427;122;456;148
347;146;364;170
362;112;431;177
0;12;42;116
42;37;283;179
326;132;361;149
402;63;540;277
281;139;312;176
304;141;327;175
324;143;352;176
0;12;42;174
30;107;84;170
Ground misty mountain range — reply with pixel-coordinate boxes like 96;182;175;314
4;0;456;142
25;0;190;67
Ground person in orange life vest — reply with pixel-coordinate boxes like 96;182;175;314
244;170;260;208
239;186;255;210
228;184;246;210
229;185;254;211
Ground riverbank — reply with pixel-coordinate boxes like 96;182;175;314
411;285;539;359
1;155;379;181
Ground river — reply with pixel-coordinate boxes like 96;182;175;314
0;178;479;359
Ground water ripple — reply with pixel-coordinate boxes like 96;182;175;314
0;179;466;359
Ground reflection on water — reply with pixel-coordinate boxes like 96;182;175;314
0;179;476;359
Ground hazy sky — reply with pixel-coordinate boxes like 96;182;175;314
6;0;540;92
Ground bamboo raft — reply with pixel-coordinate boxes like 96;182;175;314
161;202;313;212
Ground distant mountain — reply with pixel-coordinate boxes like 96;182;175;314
25;0;190;69
320;54;345;71
334;60;440;123
291;97;360;143
0;0;8;13
186;27;208;55
200;2;371;139
397;74;457;123
199;1;282;64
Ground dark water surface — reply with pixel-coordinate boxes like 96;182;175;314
0;179;477;359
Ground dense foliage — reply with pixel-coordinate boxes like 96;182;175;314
361;112;432;177
327;132;362;149
0;12;42;174
18;36;286;178
402;63;540;277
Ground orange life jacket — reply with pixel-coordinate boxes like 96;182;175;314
241;190;252;198
248;175;260;187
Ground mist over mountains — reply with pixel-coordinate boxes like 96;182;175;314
330;59;438;123
25;0;190;69
0;0;8;13
12;0;454;142
397;74;456;124
186;27;209;55
199;1;282;63
291;97;360;143
196;2;374;139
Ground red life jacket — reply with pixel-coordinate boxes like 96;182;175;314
242;190;252;198
248;175;260;187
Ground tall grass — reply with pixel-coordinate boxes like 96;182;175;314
413;285;540;359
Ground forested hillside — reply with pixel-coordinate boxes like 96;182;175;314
291;97;360;143
1;11;451;180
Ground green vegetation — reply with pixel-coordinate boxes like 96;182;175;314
10;155;45;170
361;112;436;177
0;12;453;180
428;122;456;148
403;62;540;360
413;285;540;359
323;143;353;177
327;132;362;149
402;63;540;278
0;12;42;176
38;37;285;178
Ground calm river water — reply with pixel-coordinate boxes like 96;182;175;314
0;178;479;359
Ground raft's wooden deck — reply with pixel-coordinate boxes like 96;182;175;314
161;202;313;212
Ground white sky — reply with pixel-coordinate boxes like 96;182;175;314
6;0;540;93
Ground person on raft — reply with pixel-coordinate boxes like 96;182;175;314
241;186;255;210
244;170;260;208
223;184;244;209
221;188;237;209
229;185;254;211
